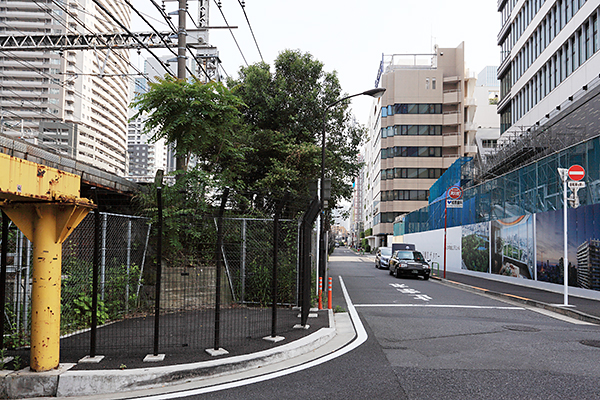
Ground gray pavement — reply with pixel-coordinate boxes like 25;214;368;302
434;270;600;324
4;256;600;399
1;309;348;399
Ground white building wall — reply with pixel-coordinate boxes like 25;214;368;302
498;0;600;138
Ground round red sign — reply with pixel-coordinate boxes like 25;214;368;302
448;186;462;200
568;165;585;181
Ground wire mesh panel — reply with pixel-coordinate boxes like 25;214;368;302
2;207;301;363
1;215;31;350
156;215;299;353
60;212;152;357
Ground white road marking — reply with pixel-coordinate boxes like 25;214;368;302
354;304;526;309
134;277;367;399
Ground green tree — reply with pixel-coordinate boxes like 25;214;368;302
131;76;247;189
228;50;365;211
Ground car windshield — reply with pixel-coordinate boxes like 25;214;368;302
395;251;425;262
380;248;392;256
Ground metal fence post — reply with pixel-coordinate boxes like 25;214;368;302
90;187;99;358
211;188;229;354
15;231;21;334
241;219;246;304
270;194;287;338
101;213;107;301
24;237;31;334
0;211;8;349
300;198;320;327
126;218;132;314
153;187;163;356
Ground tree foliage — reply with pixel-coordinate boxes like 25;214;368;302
228;49;365;211
131;76;247;188
131;50;364;217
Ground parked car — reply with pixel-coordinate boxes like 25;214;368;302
389;250;431;280
375;247;393;269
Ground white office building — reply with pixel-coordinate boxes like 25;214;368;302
497;0;600;138
0;0;132;175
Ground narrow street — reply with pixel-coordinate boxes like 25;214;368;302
128;247;600;400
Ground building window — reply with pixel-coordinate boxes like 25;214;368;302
432;78;436;90
426;78;430;90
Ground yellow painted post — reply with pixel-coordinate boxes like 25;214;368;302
30;204;62;371
0;153;95;372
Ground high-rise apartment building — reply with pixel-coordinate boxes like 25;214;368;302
577;239;600;290
362;43;477;247
0;0;131;175
497;0;600;136
127;74;169;182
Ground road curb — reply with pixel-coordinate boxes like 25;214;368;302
431;275;600;325
2;310;337;399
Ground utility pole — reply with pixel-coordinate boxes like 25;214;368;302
197;0;221;82
175;0;188;172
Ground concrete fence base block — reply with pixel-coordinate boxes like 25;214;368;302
205;348;229;357
143;354;165;363
79;356;105;364
263;335;285;343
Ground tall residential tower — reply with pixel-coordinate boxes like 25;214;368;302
0;0;132;175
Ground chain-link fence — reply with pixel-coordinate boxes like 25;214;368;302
1;206;302;364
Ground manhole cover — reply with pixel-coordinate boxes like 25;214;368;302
580;340;600;348
502;325;541;332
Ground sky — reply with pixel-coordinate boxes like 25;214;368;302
131;0;500;125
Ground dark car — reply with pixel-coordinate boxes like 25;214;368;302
375;247;393;269
389;250;431;280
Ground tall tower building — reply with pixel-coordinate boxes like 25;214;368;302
0;0;132;175
497;0;600;137
127;62;170;182
363;44;476;246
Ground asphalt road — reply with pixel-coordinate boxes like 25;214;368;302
134;247;600;400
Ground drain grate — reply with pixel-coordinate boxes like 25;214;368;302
502;325;541;332
580;340;600;348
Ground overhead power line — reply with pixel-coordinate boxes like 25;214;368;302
237;0;263;62
213;0;248;66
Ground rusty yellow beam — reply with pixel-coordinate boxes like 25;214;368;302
0;152;83;202
0;153;94;372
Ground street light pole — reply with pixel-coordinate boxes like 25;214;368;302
318;88;386;283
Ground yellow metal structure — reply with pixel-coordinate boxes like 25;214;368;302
0;153;94;372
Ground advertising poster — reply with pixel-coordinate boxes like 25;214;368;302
536;203;600;291
490;215;534;279
461;222;489;273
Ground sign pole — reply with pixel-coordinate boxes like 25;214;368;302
559;165;585;307
444;198;447;279
563;172;568;306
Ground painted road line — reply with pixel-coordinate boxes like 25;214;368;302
134;276;366;399
354;304;525;310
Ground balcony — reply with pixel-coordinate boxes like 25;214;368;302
443;133;460;147
443;112;460;125
443;90;460;104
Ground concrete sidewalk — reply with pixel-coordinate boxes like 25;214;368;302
1;309;358;399
432;271;600;325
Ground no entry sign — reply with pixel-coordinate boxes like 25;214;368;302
568;165;585;181
448;186;462;200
